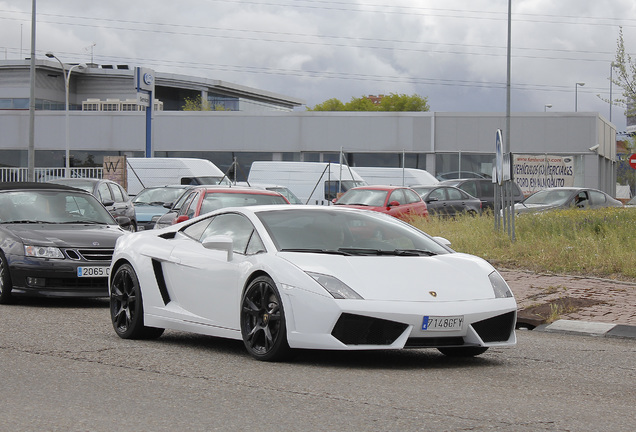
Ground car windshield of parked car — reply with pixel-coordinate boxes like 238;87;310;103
335;189;388;207
258;208;449;255
522;189;572;206
410;186;435;197
0;190;116;224
200;192;289;214
133;187;186;206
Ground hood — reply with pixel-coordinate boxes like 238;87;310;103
133;204;170;222
514;203;559;214
279;252;497;301
6;224;125;248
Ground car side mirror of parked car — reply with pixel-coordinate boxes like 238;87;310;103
102;199;115;207
202;235;234;261
115;216;132;229
433;236;452;248
388;200;400;207
426;197;439;203
175;215;190;224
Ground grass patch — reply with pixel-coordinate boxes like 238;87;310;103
409;207;636;281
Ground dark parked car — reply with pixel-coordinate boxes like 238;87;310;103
410;185;481;216
333;185;429;221
49;178;137;231
131;185;194;230
513;187;624;214
153;186;290;229
440;178;524;211
0;182;129;303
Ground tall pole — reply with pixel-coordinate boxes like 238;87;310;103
575;82;585;112
27;0;36;182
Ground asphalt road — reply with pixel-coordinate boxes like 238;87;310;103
1;297;634;432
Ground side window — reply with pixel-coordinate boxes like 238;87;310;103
428;188;445;201
388;189;406;204
589;190;606;205
446;188;463;200
97;183;113;202
404;189;421;204
200;213;260;254
182;216;214;240
480;181;494;198
459;181;478;197
110;184;125;203
178;191;200;217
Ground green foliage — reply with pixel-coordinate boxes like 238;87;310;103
409;208;636;280
611;27;636;117
182;96;231;111
307;93;429;112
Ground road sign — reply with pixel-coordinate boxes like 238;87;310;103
629;153;636;170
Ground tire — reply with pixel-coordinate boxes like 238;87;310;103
438;346;489;357
0;250;13;304
240;276;291;362
110;263;164;339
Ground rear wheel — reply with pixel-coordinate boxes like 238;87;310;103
0;250;13;304
438;347;489;357
110;263;164;339
240;276;291;361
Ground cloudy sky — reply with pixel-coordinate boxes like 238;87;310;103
1;0;635;131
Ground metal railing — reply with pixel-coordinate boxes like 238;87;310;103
0;167;103;182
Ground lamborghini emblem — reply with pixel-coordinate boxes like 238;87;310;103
429;291;437;297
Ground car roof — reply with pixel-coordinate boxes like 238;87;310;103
351;185;412;191
197;186;285;196
0;181;89;192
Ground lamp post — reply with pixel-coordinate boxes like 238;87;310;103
45;52;86;178
544;104;552;112
575;82;585;112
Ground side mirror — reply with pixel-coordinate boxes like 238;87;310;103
175;215;190;224
202;235;233;261
102;199;115;207
388;200;400;207
163;201;174;209
115;216;132;228
433;236;452;248
425;197;439;203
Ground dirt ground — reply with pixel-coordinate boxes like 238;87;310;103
498;268;636;328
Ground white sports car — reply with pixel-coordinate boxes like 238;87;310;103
109;205;517;361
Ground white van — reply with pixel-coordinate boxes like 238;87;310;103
247;161;367;205
352;167;439;187
126;157;229;195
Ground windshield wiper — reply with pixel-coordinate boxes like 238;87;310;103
7;220;52;224
280;248;353;256
337;248;437;256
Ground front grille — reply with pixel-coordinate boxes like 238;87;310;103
63;248;114;262
331;313;408;345
472;311;516;343
405;337;464;348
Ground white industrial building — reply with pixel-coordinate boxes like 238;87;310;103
0;59;618;197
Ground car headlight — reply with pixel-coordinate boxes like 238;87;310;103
24;245;65;259
306;272;363;300
489;271;513;298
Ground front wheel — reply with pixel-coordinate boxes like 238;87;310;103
438;346;489;357
240;276;291;361
0;250;14;304
110;263;164;339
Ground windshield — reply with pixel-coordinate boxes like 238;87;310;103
523;189;573;206
200;192;289;214
335;189;388;207
133;187;187;205
258;208;449;255
194;176;232;186
268;187;302;204
0;190;116;224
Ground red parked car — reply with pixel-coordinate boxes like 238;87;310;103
153;186;290;228
333;185;428;220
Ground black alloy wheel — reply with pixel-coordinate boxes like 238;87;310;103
110;263;164;339
240;276;291;361
0;251;13;304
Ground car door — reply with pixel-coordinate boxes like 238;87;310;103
161;213;263;329
425;187;447;215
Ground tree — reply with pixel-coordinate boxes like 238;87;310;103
182;95;230;111
609;27;636;118
307;93;429;112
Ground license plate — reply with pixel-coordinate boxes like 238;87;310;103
77;266;110;277
422;316;464;331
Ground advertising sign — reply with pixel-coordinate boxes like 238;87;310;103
513;154;574;196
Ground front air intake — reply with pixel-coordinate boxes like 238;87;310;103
331;313;408;345
472;311;516;343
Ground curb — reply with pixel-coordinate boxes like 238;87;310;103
533;319;636;339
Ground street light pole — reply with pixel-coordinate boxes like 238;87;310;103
575;82;585;112
45;52;86;178
544;104;552;112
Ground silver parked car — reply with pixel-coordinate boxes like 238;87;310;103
513;187;623;214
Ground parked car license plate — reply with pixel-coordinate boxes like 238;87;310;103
77;266;110;277
422;316;464;331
